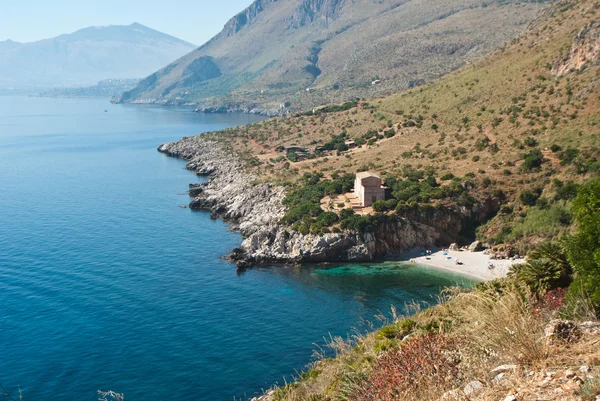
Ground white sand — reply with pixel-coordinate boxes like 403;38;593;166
406;249;524;281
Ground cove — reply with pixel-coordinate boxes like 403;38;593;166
0;96;474;401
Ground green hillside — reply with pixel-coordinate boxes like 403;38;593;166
201;0;600;253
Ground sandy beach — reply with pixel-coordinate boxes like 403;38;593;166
405;249;525;281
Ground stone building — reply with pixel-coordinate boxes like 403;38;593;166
354;172;385;207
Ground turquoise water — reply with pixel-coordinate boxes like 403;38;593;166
0;96;475;401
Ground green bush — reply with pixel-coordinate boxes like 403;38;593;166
509;242;572;293
287;151;299;162
521;148;544;172
556;181;579;201
317;212;339;226
507;203;572;242
520;188;542;206
566;179;600;312
524;137;538;147
373;199;399;212
559;147;580;165
281;172;354;231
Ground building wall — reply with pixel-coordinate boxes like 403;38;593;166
354;176;385;207
354;176;365;205
362;187;385;206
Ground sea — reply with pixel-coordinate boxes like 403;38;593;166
0;96;475;401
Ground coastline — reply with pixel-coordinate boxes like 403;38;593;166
403;248;523;281
158;136;513;273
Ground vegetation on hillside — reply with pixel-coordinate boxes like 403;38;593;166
263;180;600;400
117;0;546;112
203;0;600;255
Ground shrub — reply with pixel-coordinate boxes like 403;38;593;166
524;137;538;147
521;148;544;172
507;203;572;242
550;144;562;153
559;147;580;165
336;142;349;152
281;172;355;230
520;189;542;206
353;334;459;401
464;286;549;365
317;212;339;226
373;199;398;212
509;242;572;293
287;151;299;162
566;179;600;312
440;173;454;181
556;181;579;200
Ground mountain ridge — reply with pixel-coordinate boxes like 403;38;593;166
115;0;550;114
0;23;197;89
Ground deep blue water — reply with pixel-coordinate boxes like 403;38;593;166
0;96;475;401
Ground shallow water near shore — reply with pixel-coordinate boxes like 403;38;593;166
1;96;474;401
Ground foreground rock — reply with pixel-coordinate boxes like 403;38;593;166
159;137;478;265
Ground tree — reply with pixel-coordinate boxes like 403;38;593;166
566;179;600;311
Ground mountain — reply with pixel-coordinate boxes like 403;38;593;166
114;0;550;114
36;78;141;98
189;0;599;252
0;23;196;89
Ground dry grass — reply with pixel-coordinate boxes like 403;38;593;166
266;283;600;401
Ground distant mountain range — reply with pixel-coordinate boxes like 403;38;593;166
114;0;550;114
0;23;197;89
36;78;141;98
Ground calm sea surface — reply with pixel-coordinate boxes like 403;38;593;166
0;96;474;401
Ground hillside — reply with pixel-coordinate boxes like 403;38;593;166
194;0;600;255
0;23;196;89
154;2;600;398
36;78;141;98
114;0;548;114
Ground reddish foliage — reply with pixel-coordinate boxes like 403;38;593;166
541;288;567;310
354;333;460;401
533;288;567;317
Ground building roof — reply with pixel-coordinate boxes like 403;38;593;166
355;171;381;179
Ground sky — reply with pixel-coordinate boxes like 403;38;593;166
0;0;256;45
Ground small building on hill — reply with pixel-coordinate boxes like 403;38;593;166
354;172;385;207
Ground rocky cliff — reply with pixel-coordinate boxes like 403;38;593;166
552;19;600;76
157;136;479;266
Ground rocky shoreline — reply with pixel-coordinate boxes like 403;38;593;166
158;136;476;268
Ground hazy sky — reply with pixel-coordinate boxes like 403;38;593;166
0;0;255;45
